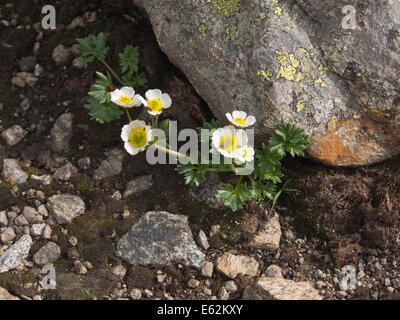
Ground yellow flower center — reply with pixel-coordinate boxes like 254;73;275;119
129;127;147;148
220;134;238;152
242;149;248;158
148;99;163;112
234;117;246;126
118;96;133;104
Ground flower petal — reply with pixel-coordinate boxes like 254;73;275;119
160;93;172;109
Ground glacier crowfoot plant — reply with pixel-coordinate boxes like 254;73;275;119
76;32;309;212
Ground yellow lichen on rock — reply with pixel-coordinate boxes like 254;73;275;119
206;0;241;17
296;100;305;113
258;69;273;81
276;50;302;82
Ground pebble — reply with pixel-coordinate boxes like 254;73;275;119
33;242;61;266
78;157;91;170
0;228;16;244
201;261;214;278
2;125;27;146
187;279;200;289
197;230;210;251
113;265;127;279
52;44;71;65
68;236;78;246
130;288;142;300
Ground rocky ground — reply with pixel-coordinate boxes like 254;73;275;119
0;0;400;301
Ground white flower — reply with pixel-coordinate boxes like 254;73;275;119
225;111;256;128
111;87;142;108
121;120;152;155
212;126;248;159
234;146;255;163
139;89;172;116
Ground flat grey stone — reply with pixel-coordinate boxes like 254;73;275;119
117;211;206;269
33;242;61;266
47;194;85;224
2;159;28;184
123;175;153;198
2;125;27;146
0;235;32;273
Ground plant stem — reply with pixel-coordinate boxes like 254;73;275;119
153;143;189;161
99;59;124;85
155;115;159;129
125;109;132;122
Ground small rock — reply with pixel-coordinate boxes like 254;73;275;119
31;224;46;237
31;174;52;186
19;56;36;72
14;215;29;226
0;235;32;273
68;236;78;246
339;265;357;291
47;194;85;224
143;289;153;298
197;230;210;251
0;228;16;244
209;225;220;237
216;253;259;279
94;149;124;180
11;72;37;88
23;206;43;224
51;113;73;154
33;242;61;266
203;288;212;296
2;125;28;146
201;261;214;278
219;287;229;300
42;225;52;240
123;175;153;198
77;157;91;170
223;280;238;294
72;57;84;68
112;191;122;201
67;16;85;30
112;265;127;279
0;211;8;226
37;205;49;217
130;288;142;300
19;98;30;112
187;279;200;289
0;287;19;300
52;162;77;181
52;44;71;65
243;277;323;300
33;64;43;77
73;260;88;275
117;211;205;269
263;264;283;278
247;212;281;250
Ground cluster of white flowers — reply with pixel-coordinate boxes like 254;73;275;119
113;85;256;163
212;111;256;163
111;87;172;114
112;86;171;155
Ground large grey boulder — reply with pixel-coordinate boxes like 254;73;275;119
116;211;206;269
141;0;400;166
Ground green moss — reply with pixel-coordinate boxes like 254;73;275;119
198;24;206;33
224;25;237;41
206;0;241;17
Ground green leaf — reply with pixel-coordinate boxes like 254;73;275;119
175;162;208;186
216;183;251;212
84;97;123;124
119;45;139;74
76;33;109;67
254;143;284;182
269;124;309;157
